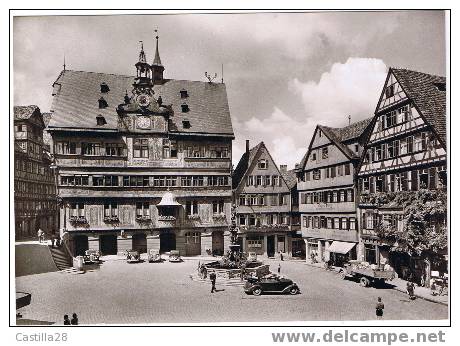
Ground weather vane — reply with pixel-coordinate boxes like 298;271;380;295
205;72;217;83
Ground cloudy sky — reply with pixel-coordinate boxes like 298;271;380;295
13;11;446;168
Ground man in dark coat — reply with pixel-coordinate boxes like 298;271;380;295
209;271;217;293
375;297;384;319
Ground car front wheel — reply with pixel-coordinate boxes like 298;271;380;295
289;287;299;295
252;287;262;296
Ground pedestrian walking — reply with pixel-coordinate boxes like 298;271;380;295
209;271;217;293
51;236;55;247
406;281;416;300
375;297;384;320
63;314;70;325
37;229;44;243
278;263;281;275
71;313;79;325
279;251;284;261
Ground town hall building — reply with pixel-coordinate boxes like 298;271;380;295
47;36;234;256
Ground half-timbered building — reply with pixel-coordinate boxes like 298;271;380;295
297;118;372;266
232;141;297;257
14;106;58;239
357;68;447;284
47;37;234;256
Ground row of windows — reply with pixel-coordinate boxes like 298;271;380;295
60;175;230;188
69;200;226;218
300;163;352;182
238;194;289;206
15;200;57;212
364;132;441;163
238;213;290;227
246;175;283;187
55;139;230;159
303;215;357;231
15;180;56;195
363;213;403;231
15;158;54;178
300;188;354;204
378;104;413;130
360;166;446;193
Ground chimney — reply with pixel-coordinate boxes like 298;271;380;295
280;164;287;173
245;140;250;156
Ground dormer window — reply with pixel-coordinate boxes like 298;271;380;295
182;120;191;129
181;104;189;113
180;89;188;98
434;82;446;92
100;82;110;93
98;97;108;109
258;159;268;169
96;115;107;126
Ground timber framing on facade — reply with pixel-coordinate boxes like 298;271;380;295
356;67;447;286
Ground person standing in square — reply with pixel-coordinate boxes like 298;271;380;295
375;297;384;319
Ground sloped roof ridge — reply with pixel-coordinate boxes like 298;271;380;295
391;67;445;80
60;69;227;85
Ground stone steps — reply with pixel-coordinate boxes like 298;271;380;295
48;246;73;271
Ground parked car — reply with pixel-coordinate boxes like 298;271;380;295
244;274;300;296
83;249;101;264
169;250;182;262
126;250;141;263
148;249;162;263
247;252;258;262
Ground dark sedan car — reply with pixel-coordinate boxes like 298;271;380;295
244;274;300;296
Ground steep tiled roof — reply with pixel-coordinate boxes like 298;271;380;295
281;169;297;190
333;118;373;142
232;142;263;189
48;70;234;137
14;105;40;120
391;68;446;144
299;117;373;170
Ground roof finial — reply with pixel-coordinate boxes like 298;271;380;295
221;63;224;84
152;29;163;66
348;114;351;125
63;55;66;71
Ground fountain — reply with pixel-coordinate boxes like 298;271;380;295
202;204;269;279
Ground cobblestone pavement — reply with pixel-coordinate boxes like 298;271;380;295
15;257;448;325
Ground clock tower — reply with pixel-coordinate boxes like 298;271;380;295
116;41;172;131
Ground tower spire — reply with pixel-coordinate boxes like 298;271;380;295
138;40;147;63
151;29;165;85
152;30;163;67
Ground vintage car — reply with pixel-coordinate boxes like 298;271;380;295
244;274;300;296
83;249;101;264
168;250;182;262
339;260;395;287
148;249;162;263
126;250;141;263
247;252;258;262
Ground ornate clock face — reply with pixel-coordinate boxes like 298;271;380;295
136;93;151;107
136;116;151;129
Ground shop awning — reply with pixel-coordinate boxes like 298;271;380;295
327;241;356;254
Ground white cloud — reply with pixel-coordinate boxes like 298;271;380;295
290;57;388;125
233;107;314;169
232;57;388;170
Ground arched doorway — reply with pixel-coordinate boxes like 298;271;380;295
160;233;176;253
132;233;147;253
74;235;89;256
100;234;118;255
212;231;224;256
